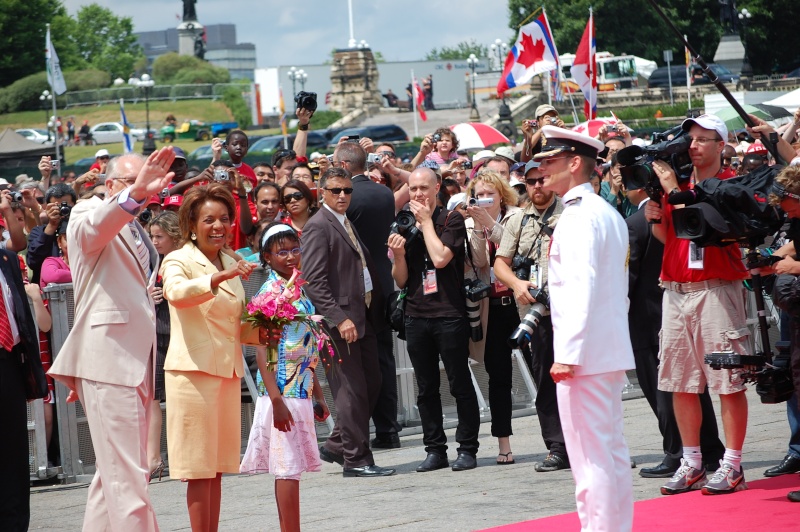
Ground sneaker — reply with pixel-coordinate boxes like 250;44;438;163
534;453;570;472
660;459;707;495
701;461;747;495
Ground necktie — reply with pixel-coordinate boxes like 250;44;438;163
343;218;372;308
129;222;151;277
0;289;16;352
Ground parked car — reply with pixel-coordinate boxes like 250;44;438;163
187;145;214;165
15;128;53;144
327;124;409;147
89;122;153;145
647;63;739;88
160;120;237;142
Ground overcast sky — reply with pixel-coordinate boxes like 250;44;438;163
61;0;513;68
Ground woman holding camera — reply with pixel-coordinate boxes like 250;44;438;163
463;170;520;464
279;179;317;236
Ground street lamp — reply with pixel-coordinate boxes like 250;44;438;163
137;73;156;156
288;67;307;99
490;38;508;72
467;54;480;121
39;90;52;141
738;8;753;77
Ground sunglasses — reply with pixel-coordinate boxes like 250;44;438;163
526;178;545;186
283;191;305;203
324;187;353;195
271;247;302;258
377;151;395;158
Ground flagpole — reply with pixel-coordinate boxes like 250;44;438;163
411;69;419;139
684;34;692;109
46;24;62;178
588;8;595;120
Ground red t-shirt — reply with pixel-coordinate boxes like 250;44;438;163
660;182;748;283
233;162;257;188
717;166;736;179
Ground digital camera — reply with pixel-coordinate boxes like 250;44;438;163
213;168;230;182
389;210;421;248
463;277;491;303
59;201;72;217
511;254;535;281
294;91;318;113
468;197;494;207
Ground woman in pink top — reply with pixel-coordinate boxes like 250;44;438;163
40;220;72;285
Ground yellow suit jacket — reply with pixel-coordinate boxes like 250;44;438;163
161;243;260;378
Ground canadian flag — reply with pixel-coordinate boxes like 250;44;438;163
413;79;427;121
570;11;597;120
497;12;559;96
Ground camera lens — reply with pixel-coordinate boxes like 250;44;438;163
11;192;22;203
507;303;546;349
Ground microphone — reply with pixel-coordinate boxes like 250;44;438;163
667;189;697;205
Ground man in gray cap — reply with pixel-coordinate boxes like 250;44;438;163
537;125;635;530
520;104;566;162
494;158;569;472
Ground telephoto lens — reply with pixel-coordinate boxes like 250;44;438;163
507;288;549;349
465;298;483;342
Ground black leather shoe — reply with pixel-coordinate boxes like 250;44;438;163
788;490;800;502
640;462;679;478
342;464;396;477
451;452;477;471
318;445;344;466
416;452;449;472
535;453;569;472
371;433;401;449
765;454;800;477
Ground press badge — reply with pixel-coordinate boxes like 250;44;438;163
688;242;704;270
490;267;506;292
423;269;438;295
363;267;374;292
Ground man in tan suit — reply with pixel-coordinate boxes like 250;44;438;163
49;148;176;531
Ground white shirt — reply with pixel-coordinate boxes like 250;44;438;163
323;203;347;228
548;182;635;376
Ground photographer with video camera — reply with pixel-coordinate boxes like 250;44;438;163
461;170;520;464
644;114;753;496
767;164;800;502
387;167;481;473
493;159;570;473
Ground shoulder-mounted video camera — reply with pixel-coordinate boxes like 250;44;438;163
617;128;693;205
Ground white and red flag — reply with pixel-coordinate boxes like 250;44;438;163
497;12;559;96
570;10;597;119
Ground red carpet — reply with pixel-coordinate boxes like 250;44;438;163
483;475;800;531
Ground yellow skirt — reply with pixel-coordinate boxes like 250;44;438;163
165;370;241;479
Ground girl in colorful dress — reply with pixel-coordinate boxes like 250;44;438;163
240;223;329;532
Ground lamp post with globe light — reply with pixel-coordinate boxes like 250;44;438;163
738;8;753;77
288;67;307;100
490;38;508;72
467;54;480;121
39;90;53;141
136;74;156;155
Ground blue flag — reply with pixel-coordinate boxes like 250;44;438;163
119;98;133;153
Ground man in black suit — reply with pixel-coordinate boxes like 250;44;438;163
341;140;402;449
302;167;395;478
0;191;48;531
626;187;724;478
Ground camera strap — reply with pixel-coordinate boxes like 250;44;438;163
518;201;557;260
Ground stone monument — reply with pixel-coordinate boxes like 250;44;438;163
177;0;204;58
713;1;746;75
328;47;382;114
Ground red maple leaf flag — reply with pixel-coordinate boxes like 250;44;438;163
413;79;427;122
571;11;597;119
497;12;560;96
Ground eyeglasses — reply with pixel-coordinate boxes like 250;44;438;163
526;178;545;186
687;136;721;145
271;247;302;258
377;151;395;158
113;176;137;186
283;191;305;203
324;187;353;195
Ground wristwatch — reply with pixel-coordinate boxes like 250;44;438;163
298;123;309;131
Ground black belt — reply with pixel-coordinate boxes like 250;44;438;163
489;296;514;307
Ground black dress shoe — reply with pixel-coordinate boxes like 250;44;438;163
318;445;344;466
371;433;401;449
416;452;449;472
535;453;570;472
451;452;477;471
639;462;679;478
765;454;800;477
342;464;396;477
788;490;800;502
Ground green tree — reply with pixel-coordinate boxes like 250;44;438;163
0;0;82;84
426;40;489;61
740;0;800;73
172;66;230;85
507;1;723;68
72;3;143;79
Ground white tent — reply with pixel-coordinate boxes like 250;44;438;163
763;88;800;113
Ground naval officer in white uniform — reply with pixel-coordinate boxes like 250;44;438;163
536;125;636;531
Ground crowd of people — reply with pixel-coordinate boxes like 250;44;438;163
4;99;800;532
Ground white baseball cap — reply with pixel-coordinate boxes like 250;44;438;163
681;114;728;142
94;148;110;158
472;150;495;163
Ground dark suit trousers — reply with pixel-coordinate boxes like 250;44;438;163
0;348;30;532
323;321;381;468
524;316;568;457
405;315;480;456
371;327;401;436
633;345;725;467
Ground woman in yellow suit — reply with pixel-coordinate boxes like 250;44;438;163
161;183;264;532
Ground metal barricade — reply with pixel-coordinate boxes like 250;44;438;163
45;268;540;483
